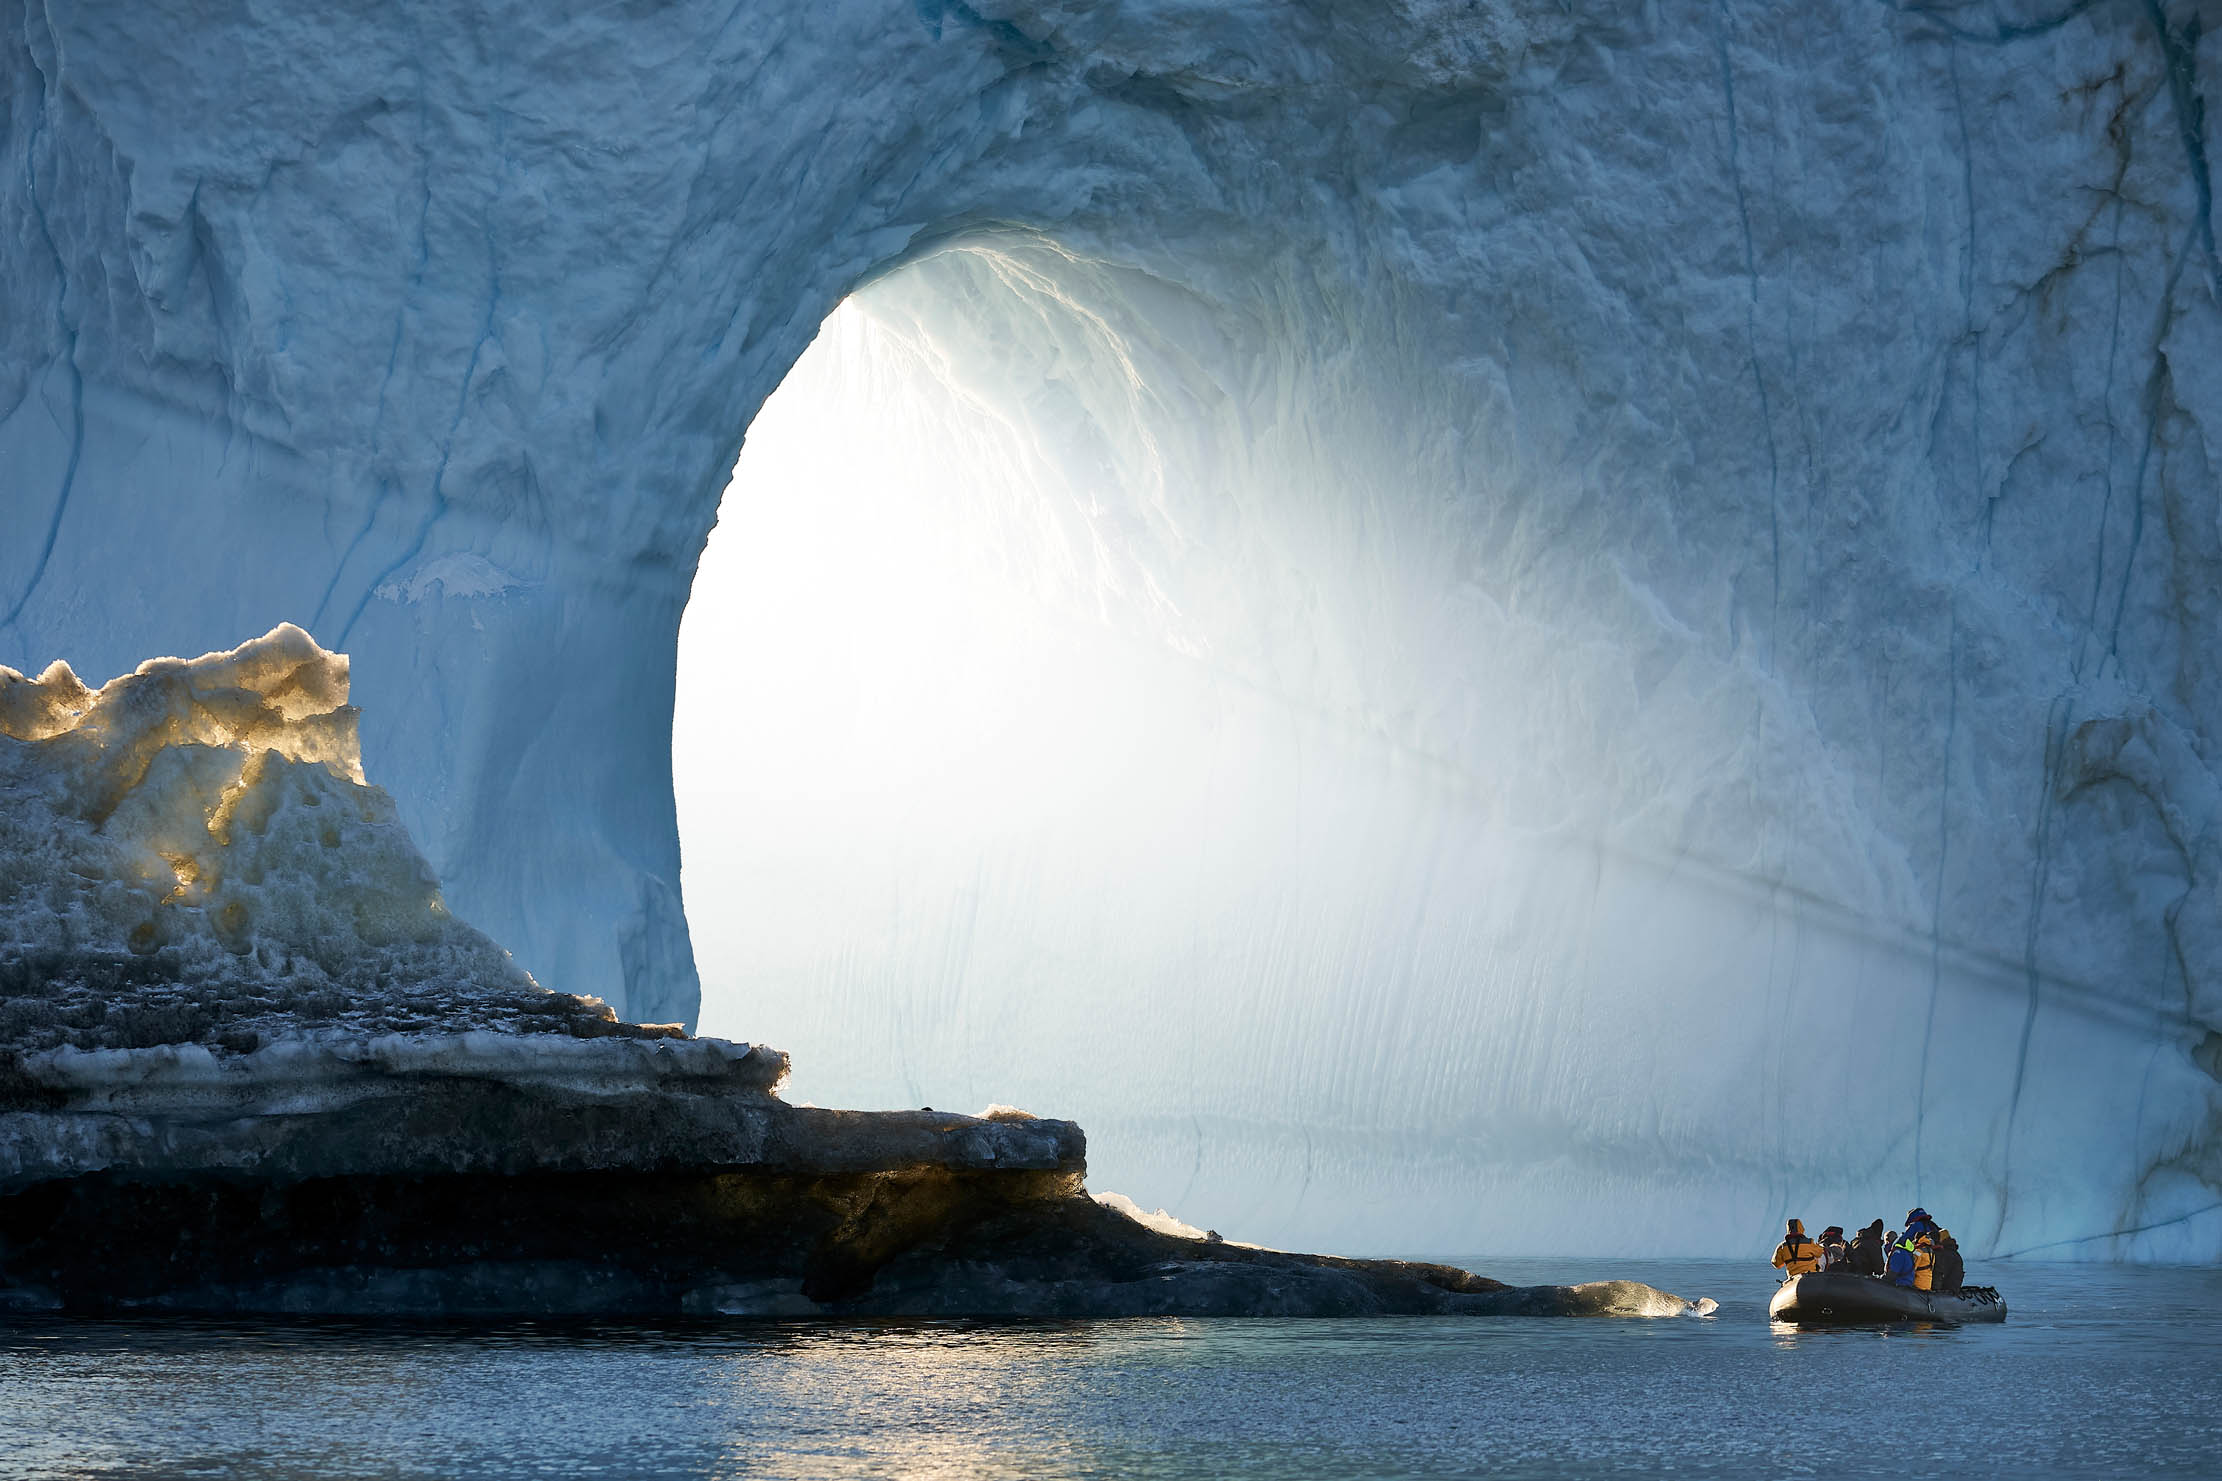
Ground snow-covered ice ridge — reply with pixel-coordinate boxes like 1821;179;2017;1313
0;625;659;1052
2;1;2217;1256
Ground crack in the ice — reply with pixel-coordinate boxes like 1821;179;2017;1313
1996;691;2075;1244
2053;66;2157;682
334;286;495;647
1914;600;1957;1202
1763;870;1800;1220
2058;717;2216;1056
3;343;87;638
2143;0;2220;300
312;196;429;636
2123;871;2206;1210
1881;0;2102;47
2083;205;2132;674
1;30;85;638
315;46;435;640
2091;2;2220;667
1946;43;1991;547
336;92;507;648
2102;236;2195;671
1778;306;1822;649
1995;1198;2222;1258
1711;3;1782;666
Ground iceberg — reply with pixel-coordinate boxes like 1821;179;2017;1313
2;0;2217;1257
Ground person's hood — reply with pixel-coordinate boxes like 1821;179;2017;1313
1786;1218;1806;1237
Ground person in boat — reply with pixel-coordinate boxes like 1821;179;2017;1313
1903;1206;1940;1240
1932;1227;1964;1293
1847;1219;1888;1277
1885;1232;1915;1287
1887;1232;1936;1291
1817;1225;1849;1270
1773;1218;1825;1278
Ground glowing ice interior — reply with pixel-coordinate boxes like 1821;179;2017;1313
680;242;2222;1259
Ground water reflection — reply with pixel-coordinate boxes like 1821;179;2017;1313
4;1264;2218;1479
1767;1320;1954;1347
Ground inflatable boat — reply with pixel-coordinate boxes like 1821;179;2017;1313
1769;1273;2006;1325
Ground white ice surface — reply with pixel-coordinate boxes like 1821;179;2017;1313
1094;1191;1211;1242
4;1;2219;1255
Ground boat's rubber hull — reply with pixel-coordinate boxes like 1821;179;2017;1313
1769;1273;2005;1325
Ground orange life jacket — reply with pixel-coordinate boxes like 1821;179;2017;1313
1772;1234;1824;1276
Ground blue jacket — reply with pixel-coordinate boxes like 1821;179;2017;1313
1887;1244;1917;1287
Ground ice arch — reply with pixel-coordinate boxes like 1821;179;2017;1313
681;233;2222;1256
4;0;2220;1254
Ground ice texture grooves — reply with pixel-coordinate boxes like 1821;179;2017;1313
1;1;2219;1257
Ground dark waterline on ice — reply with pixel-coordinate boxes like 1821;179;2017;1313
5;1260;2218;1478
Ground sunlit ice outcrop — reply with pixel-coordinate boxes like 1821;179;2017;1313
681;234;2222;1261
0;625;629;1049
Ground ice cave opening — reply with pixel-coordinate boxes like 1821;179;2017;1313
672;238;2220;1262
674;236;1565;1250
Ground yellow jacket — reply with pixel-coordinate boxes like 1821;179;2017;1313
1772;1221;1824;1276
1911;1240;1935;1292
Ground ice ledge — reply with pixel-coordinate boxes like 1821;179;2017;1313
0;1030;1718;1320
9;1029;789;1107
0;1031;1082;1191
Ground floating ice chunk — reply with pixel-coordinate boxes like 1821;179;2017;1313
1559;1281;1720;1319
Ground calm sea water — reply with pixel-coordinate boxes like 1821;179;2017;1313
3;1260;2217;1479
